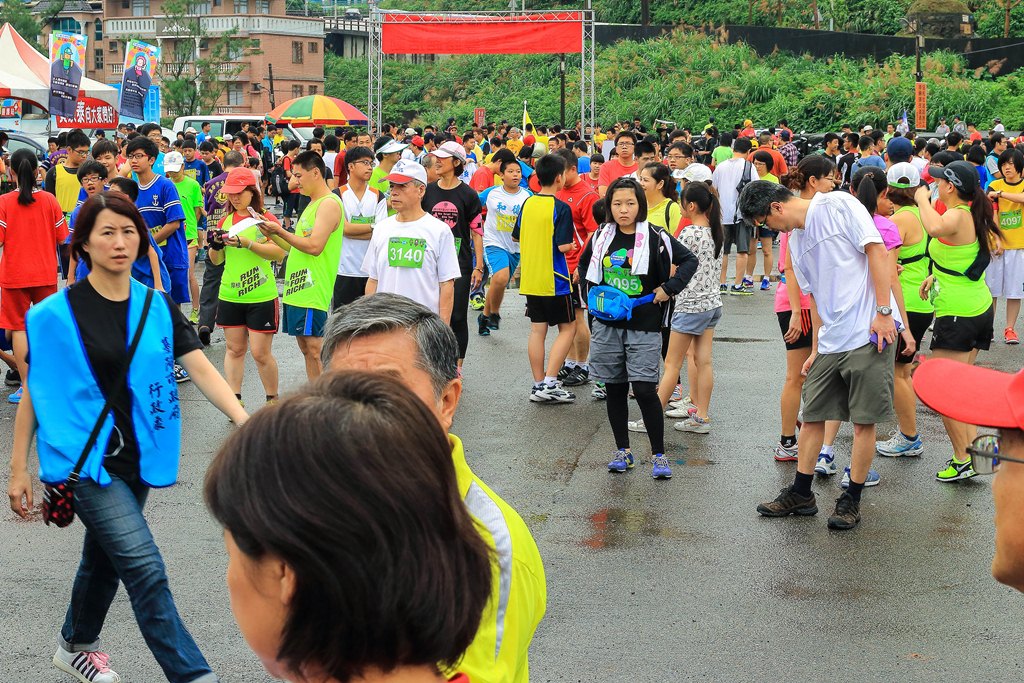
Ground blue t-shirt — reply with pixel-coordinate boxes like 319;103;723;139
197;133;208;144
136;174;187;270
517;159;535;190
183;158;210;187
851;154;886;177
577;156;591;174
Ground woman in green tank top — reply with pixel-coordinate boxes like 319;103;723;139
914;160;1003;482
208;168;286;406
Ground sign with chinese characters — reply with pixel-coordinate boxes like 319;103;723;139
56;95;119;129
49;32;87;118
474;107;486;128
0;99;22;118
915;82;928;131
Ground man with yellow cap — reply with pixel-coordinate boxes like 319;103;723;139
740;119;756;139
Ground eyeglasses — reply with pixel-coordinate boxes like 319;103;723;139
967;434;1024;474
350;159;373;167
128;153;150;161
72;148;90;155
666;154;690;160
617;142;634;147
80;175;103;184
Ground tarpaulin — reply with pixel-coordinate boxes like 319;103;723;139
381;12;583;55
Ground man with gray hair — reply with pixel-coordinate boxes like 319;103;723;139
361;158;460;323
738;179;899;531
321;292;547;683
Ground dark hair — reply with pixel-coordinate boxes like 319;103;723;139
845;132;860;147
641;162;677;201
125;136;158;160
344;145;374;168
138;122;161;136
925;142;941;157
499;158;520;174
76;160;108;183
946;131;963;148
635;140;656;158
738;179;795;223
108;177;139;201
294;150;327;177
752;150;774;172
11;149;36;205
535;153;566;187
343;130;358;143
858;136;874;152
306;138;323;151
966;145;987;165
669;141;694;158
91;138;119;159
781;155;836;191
589;153;604;164
311;126;324;139
681;181;723;258
733;137;752;154
199;140;215;153
604;177;648;224
489;148;516;167
852;166;887;215
70;192;150;269
181;138;197;150
323;134;340;152
989;133;1006;151
591;198;605;225
613;130;637;145
823;132;841;147
66;129;91;152
998;148;1024;175
573;140;589;153
553;148;577;174
204;372;492;683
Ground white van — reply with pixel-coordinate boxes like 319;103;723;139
172;115;309;142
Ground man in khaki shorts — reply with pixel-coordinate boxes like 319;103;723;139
739;180;899;531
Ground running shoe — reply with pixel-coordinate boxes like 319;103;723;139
8;386;22;404
756;487;818;517
651;454;673;479
4;368;20;386
814;451;837;476
760;276;771;290
840;466;880;489
669;394;695;411
729;285;753;296
670;384;683;402
488;312;501;330
477;313;491;336
197;325;212;347
173;364;190;383
720;283;728;293
592;382;606;400
875;431;924;457
557;364;573;381
563;366;590;387
608;448;635;473
1005;327;1019;345
188;309;199;324
532;382;575;403
674;415;710;434
664;404;697;418
469;294;485;311
627;418;647;433
53;647;121;683
773;442;799;462
742;276;755;288
936;457;976;482
827;492;861;530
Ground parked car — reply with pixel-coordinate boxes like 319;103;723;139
171;115;309;143
2;131;48;162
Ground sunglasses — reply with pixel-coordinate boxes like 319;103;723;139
967;434;1024;475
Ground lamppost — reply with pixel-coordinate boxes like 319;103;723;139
900;17;926;132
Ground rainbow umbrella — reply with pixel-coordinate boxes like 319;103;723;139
265;95;368;127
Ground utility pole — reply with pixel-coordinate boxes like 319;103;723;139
559;53;565;127
267;63;277;109
640;0;649;26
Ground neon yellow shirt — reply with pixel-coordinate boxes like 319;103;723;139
445;435;546;683
282;193;345;311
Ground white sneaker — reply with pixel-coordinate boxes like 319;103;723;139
53;648;121;683
627;418;647;433
674;415;711;434
668;395;695;411
665;405;697;418
532;382;575;403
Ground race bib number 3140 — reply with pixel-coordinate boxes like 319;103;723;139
388;236;427;268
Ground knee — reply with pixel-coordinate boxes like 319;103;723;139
631;381;658;400
852;423;875;436
251;346;274;364
225;342;246;358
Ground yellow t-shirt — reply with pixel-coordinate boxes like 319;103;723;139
991;178;1024;249
506;139;524;155
447;435;546;683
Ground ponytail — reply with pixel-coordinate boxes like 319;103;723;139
968;184;1001;258
782;155;835;192
12;149;36;206
851;166;886;216
682;181;724;258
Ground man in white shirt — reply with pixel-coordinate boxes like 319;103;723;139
739;180;899;531
362;159;461;322
712;137;755;295
334;145;387;310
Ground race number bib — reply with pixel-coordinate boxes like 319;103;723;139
496;212;517;233
388;236;426;269
603;266;642;296
1000;209;1022;230
454;237;462;253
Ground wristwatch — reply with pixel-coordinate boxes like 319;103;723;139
876;305;892;316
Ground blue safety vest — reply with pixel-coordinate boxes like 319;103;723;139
26;278;182;487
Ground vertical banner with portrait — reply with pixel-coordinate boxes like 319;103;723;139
119;40;160;121
49;32;87;118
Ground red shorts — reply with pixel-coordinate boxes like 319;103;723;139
0;285;58;331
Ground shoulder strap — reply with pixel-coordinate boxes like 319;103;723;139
66;287;156;487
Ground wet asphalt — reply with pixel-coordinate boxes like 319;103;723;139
1;270;1023;682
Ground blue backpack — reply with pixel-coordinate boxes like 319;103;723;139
587;286;656;322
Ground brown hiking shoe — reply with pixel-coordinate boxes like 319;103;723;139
756;487;818;517
826;492;861;530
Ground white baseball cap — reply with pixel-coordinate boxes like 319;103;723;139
886;161;921;188
432;140;467;163
385;159;427;185
185;126;197;134
674;163;713;183
405;127;417;136
163;151;185;172
377;139;409;155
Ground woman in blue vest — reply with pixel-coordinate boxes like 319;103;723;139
8;192;248;683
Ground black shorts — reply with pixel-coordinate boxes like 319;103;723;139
283;193;301;219
777;310;813;351
930;306;994;353
217;298;280;333
723;222;752;254
525;293;575;326
333;274;368;310
569;280;587;310
896;310;934;364
757;227;778;240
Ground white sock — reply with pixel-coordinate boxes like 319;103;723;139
578;362;589;371
533;381;545;389
820;444;834;457
544;375;557;386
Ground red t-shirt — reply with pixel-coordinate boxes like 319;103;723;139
333;149;348;187
580;175;599;192
0;189;68;288
746;147;789;177
970;131;983;142
597;157;639;192
469;166;496;193
557;179;600;274
282;156;300;194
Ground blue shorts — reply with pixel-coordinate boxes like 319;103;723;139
282;303;327;337
167;266;191;304
484;246;521;276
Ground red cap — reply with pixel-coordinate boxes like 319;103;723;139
222;167;257;194
411;135;424;147
913;358;1024;429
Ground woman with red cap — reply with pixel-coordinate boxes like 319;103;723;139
207;167;286;406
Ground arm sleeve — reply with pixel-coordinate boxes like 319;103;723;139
553;202;574;246
466;186;483;235
374;194;388;223
53;198;69;243
361;233;380;279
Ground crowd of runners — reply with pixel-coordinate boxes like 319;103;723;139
3;113;1024;683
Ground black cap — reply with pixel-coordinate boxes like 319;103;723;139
927;160;979;195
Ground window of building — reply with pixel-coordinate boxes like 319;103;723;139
53;18;82;33
255;0;269;12
308;84;317;94
121;0;129;7
192;0;211;13
132;0;150;16
227;45;244;61
227;83;244;106
233;0;248;12
94;48;103;70
292;84;304;98
213;0;221;6
292;40;303;64
94;19;102;40
308;41;318;53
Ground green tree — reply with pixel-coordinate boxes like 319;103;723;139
0;0;42;47
159;0;261;117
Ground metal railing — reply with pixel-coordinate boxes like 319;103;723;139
105;15;323;37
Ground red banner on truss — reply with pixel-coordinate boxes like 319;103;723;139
380;12;583;55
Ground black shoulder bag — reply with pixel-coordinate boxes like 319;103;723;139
43;288;155;528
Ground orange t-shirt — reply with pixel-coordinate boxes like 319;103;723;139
0;190;68;288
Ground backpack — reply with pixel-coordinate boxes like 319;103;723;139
269;164;288;197
587;286;656;322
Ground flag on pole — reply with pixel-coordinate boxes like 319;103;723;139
523;100;532;132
